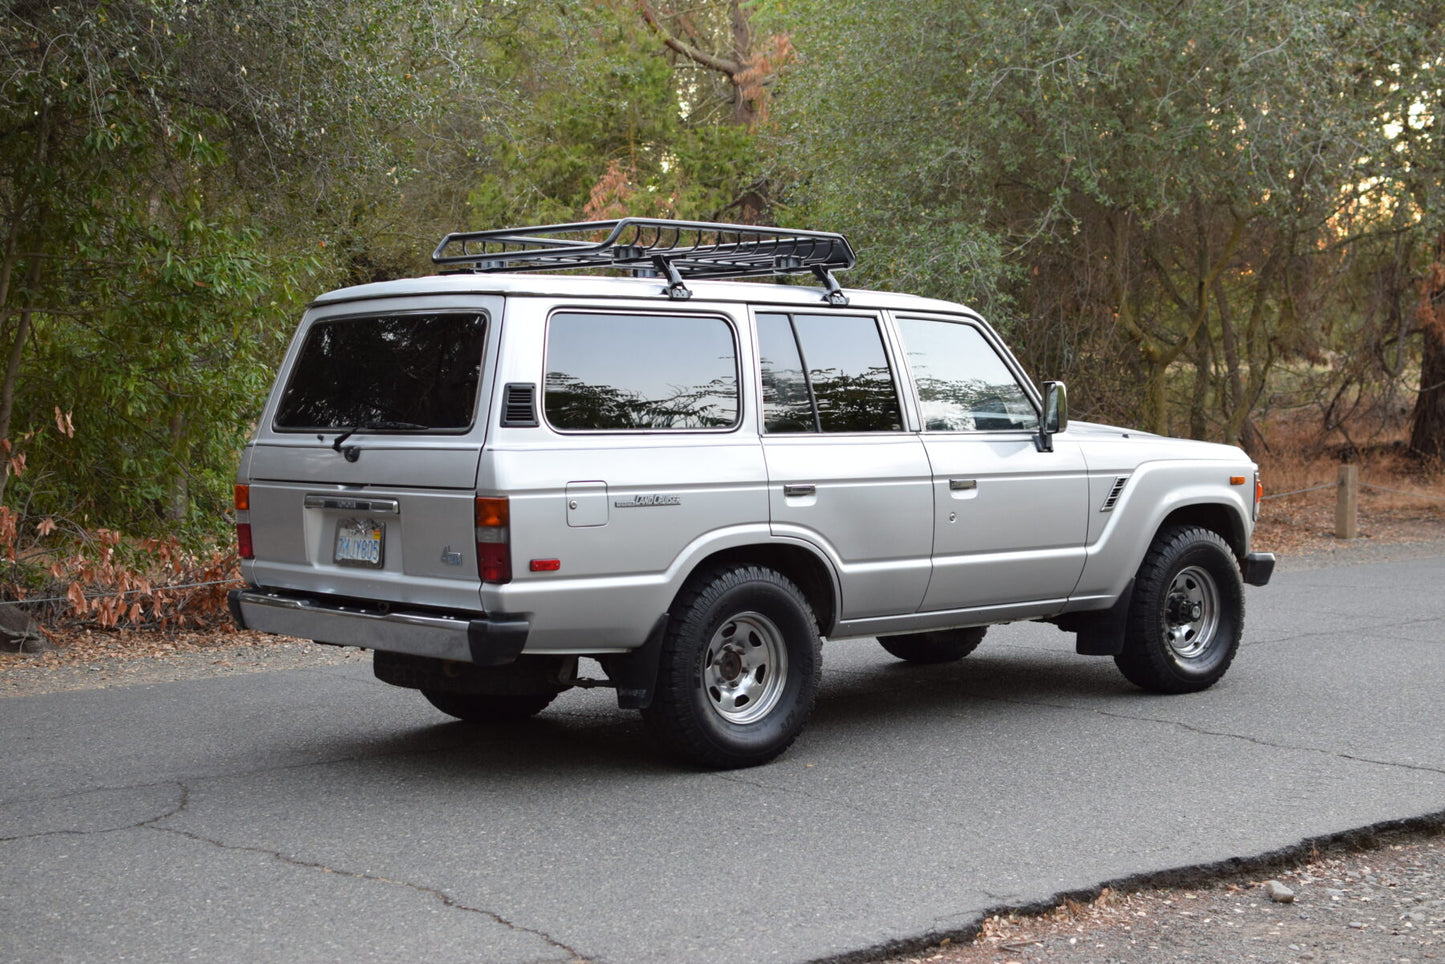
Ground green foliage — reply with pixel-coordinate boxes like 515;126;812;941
466;4;765;227
774;0;1445;441
0;0;492;541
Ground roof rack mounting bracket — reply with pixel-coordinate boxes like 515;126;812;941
814;266;849;307
654;255;692;301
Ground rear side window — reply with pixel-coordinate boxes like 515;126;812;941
758;312;903;433
545;312;739;431
274;313;487;432
896;316;1036;432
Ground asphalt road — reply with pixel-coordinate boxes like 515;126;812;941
3;552;1443;963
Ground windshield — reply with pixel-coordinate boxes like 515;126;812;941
273;312;487;432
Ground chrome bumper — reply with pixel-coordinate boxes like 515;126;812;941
229;588;529;666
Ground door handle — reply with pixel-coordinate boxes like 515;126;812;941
783;484;816;498
949;479;978;491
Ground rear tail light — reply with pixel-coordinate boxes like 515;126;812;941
476;496;512;584
234;485;253;559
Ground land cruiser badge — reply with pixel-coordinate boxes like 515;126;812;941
614;494;681;508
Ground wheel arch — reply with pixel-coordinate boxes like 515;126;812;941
1156;502;1248;560
677;543;838;637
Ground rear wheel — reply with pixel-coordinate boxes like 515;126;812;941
643;565;821;769
421;689;558;723
1114;526;1244;693
879;627;987;664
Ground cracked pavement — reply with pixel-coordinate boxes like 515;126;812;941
2;552;1443;963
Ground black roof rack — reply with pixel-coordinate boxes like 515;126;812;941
431;218;855;304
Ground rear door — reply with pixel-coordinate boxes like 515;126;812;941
243;298;502;611
757;310;934;620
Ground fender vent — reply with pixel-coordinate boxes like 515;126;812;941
1100;475;1129;512
500;383;539;427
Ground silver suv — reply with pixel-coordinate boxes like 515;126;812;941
230;219;1274;768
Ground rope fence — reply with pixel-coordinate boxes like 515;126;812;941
1263;465;1445;539
0;577;237;611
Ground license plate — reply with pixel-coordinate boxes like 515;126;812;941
333;519;385;568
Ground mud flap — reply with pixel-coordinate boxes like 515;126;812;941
602;614;669;710
1058;578;1133;656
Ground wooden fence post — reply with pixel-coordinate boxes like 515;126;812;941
1335;464;1359;540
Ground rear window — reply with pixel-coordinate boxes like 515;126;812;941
273;313;487;432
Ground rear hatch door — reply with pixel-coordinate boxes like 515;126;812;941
242;297;502;611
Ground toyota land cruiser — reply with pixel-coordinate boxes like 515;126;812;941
230;219;1275;768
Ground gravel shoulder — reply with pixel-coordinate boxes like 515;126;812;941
874;825;1445;964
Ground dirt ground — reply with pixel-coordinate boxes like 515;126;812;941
875;827;1445;964
2;495;1443;963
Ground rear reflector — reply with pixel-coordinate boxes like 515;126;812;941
530;559;561;572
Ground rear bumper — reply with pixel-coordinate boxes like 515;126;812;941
229;588;529;666
1243;552;1276;587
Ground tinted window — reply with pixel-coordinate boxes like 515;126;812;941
545;312;738;430
759;312;902;433
274;313;486;431
758;313;817;433
896;317;1036;431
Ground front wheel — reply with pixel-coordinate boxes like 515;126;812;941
879;627;987;663
1114;526;1244;693
642;565;821;769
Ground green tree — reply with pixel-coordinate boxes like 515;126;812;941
467;2;772;228
0;0;485;536
774;0;1444;443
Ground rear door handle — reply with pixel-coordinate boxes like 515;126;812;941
783;484;816;498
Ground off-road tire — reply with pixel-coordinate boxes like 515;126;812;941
1114;525;1244;693
421;689;558;723
878;627;987;663
642;565;821;769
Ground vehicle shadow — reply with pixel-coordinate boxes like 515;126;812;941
302;648;1147;779
806;649;1138;730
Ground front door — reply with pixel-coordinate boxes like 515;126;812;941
894;315;1089;612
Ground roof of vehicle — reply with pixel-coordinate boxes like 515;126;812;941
310;270;982;318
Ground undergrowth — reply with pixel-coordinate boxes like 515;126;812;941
0;506;238;633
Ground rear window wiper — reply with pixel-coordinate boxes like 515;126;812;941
330;420;429;452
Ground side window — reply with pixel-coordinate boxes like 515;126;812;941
758;312;904;433
896;317;1037;432
544;312;739;431
757;313;816;432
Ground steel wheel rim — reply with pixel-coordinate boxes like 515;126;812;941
701;612;788;725
1163;565;1220;660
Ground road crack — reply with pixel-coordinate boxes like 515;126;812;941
0;780;187;842
985;694;1445;777
144;816;590;962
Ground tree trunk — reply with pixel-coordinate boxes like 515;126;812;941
1408;235;1445;463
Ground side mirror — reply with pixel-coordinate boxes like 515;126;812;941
1038;381;1068;452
